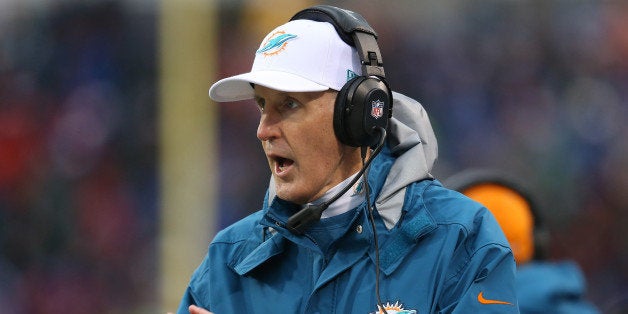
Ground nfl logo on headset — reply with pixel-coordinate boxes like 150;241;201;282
371;99;384;119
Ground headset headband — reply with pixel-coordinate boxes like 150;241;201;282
290;5;386;78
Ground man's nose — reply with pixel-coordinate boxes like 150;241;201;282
256;113;280;142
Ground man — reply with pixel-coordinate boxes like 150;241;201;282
446;169;600;314
178;5;518;313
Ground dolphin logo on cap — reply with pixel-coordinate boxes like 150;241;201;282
257;31;297;56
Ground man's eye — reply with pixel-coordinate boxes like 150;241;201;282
255;98;265;112
284;99;299;110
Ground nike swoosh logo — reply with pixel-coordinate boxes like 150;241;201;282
477;291;513;305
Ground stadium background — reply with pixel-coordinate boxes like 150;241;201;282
0;0;626;312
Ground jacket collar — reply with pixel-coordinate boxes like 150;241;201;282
374;179;437;275
231;180;437;277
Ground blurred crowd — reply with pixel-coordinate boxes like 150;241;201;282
0;0;626;313
0;1;157;312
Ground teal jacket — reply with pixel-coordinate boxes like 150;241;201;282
517;261;599;314
178;93;519;313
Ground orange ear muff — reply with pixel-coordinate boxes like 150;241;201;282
462;183;535;265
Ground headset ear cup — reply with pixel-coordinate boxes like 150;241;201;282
334;76;365;147
334;76;391;147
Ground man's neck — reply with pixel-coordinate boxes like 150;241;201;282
306;172;365;218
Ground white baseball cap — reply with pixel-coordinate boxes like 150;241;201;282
209;19;362;102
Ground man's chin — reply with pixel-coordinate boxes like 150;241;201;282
275;185;308;205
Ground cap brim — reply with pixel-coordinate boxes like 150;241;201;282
209;70;330;102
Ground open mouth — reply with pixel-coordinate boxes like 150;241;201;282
275;156;294;174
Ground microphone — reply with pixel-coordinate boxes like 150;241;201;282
286;127;387;235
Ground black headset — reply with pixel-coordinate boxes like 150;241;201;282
290;5;393;148
444;169;550;261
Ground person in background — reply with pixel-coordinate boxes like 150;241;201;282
446;168;600;314
177;5;518;313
